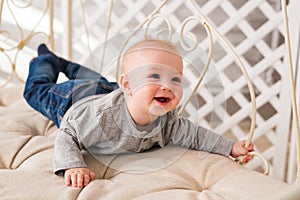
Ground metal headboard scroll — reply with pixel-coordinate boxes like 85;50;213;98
0;0;54;87
97;0;269;175
185;0;268;175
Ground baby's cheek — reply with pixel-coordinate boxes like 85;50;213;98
174;90;183;103
170;99;180;110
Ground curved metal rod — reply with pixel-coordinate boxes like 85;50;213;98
178;18;213;116
188;0;272;175
10;0;33;8
179;16;206;51
281;0;300;180
144;13;172;42
189;0;256;149
249;152;270;175
99;0;114;73
14;32;51;83
0;0;52;86
235;152;270;175
115;0;169;80
0;0;4;24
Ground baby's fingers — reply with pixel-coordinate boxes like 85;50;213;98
90;171;96;181
76;173;85;188
64;174;71;186
246;143;254;151
71;173;79;187
243;155;253;164
83;174;91;186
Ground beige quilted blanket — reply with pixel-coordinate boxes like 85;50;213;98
0;87;288;199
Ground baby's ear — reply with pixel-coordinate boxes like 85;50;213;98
119;74;131;95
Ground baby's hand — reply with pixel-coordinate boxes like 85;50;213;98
64;167;96;188
230;140;254;164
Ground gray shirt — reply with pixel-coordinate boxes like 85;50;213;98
54;89;234;175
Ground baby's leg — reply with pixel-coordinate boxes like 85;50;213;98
38;44;119;94
64;62;106;80
38;44;108;80
23;53;65;127
24;44;118;127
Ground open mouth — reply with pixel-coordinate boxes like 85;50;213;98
154;97;170;103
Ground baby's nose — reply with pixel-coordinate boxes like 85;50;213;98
160;84;172;91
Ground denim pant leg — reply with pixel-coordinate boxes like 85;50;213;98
63;61;119;102
23;54;62;127
24;54;119;127
64;62;106;80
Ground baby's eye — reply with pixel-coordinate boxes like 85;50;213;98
172;77;181;83
149;74;160;79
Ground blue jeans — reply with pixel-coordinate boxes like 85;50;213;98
23;54;118;127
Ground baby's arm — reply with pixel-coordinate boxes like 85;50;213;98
54;127;95;187
170;117;255;160
230;140;254;163
64;167;96;188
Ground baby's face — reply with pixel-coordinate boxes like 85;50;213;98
122;47;183;122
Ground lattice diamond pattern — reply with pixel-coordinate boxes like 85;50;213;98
88;0;286;180
0;0;296;182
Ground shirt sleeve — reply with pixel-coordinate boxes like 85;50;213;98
169;116;234;157
53;124;88;176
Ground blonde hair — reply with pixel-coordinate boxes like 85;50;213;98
122;39;181;73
